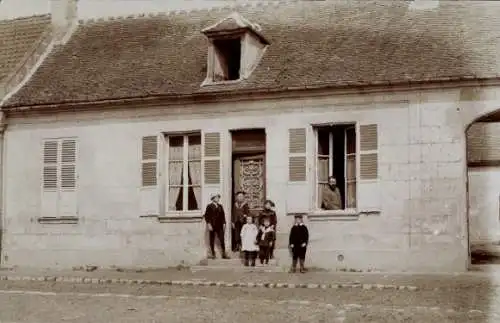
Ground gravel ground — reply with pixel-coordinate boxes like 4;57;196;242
0;280;497;322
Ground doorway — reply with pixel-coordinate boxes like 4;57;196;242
230;129;266;251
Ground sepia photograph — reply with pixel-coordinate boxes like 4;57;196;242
0;0;499;321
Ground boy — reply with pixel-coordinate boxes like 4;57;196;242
256;216;275;265
204;193;229;259
288;214;309;273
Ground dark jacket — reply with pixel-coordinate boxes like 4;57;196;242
258;209;277;227
204;202;226;229
232;202;250;224
289;224;309;248
256;225;275;247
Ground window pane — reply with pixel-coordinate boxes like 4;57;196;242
346;127;356;154
317;129;330;155
317;157;329;182
168;161;183;186
169;136;184;160
346;182;356;208
346;155;356;181
188;186;201;210
188;161;201;185
188;135;201;160
169;187;183;211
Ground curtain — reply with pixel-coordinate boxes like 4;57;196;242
188;135;201;210
317;156;329;208
168;137;184;211
346;155;356;208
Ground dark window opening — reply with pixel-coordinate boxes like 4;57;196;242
316;124;357;210
213;38;241;81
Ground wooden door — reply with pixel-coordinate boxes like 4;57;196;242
233;154;266;217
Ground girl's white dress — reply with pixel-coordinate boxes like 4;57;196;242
240;223;259;252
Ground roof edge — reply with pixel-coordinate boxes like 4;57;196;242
0;13;51;24
4;77;500;114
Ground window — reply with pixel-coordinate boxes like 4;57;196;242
212;38;241;81
166;134;202;211
42;138;77;191
316;125;356;210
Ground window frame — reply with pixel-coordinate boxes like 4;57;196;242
205;34;245;85
312;123;359;216
163;132;203;215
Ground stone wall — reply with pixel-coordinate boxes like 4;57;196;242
3;86;500;271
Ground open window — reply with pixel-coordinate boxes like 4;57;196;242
315;124;357;211
212;37;242;82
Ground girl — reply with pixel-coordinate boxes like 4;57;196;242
258;199;277;258
240;215;259;266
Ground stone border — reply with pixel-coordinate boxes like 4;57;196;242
0;275;419;291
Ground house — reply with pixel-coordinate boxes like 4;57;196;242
1;0;500;272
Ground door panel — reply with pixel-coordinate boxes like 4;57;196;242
233;154;265;217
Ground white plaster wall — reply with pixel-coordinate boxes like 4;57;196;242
468;168;500;243
4;85;500;271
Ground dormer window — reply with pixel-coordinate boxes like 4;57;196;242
213;37;242;81
201;12;269;86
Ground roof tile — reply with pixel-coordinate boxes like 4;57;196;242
4;1;500;108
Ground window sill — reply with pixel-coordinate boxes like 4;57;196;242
37;216;79;224
288;209;381;222
201;78;243;87
140;212;203;223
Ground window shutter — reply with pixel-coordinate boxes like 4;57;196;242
359;124;378;180
60;139;77;189
59;139;78;217
43;141;58;189
141;136;158;187
140;135;161;216
288;128;307;182
204;132;221;185
357;124;380;213
41;140;58;218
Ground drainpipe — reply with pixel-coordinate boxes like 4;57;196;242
0;111;6;266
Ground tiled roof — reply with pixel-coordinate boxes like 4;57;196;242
0;14;51;85
4;1;500;108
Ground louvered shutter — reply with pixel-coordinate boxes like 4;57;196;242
288;128;307;182
467;122;500;165
59;139;78;217
204;132;221;184
286;128;310;213
357;124;380;212
140;135;161;216
41;140;59;217
359;124;378;180
202;132;222;209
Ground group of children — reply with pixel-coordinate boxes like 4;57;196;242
237;197;309;273
205;192;310;273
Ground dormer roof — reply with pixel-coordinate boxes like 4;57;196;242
201;12;269;44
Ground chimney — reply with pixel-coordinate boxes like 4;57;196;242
50;0;78;43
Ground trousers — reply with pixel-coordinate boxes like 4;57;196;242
209;226;226;255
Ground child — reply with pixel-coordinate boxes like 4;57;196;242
289;214;309;273
256;216;275;265
258;199;277;259
240;215;259;267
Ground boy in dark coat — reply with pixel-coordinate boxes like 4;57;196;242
204;193;229;259
256;216;275;265
288;214;309;273
258;199;277;258
232;191;250;252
